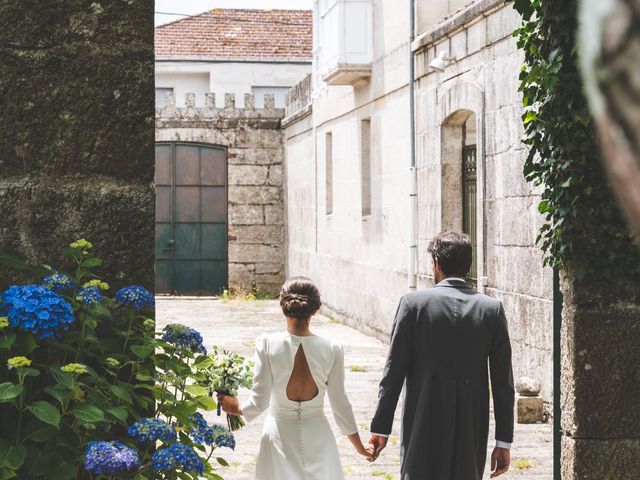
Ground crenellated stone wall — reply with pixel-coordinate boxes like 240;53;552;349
155;92;286;294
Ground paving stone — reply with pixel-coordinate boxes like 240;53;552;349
157;298;553;480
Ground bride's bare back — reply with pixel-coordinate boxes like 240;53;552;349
286;344;319;402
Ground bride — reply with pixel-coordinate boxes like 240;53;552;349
217;276;375;479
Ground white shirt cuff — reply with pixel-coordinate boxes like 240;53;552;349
495;440;511;449
371;432;389;438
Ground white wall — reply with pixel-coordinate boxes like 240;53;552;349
285;0;553;401
286;0;412;337
155;61;311;107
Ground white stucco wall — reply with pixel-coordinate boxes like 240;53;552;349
155;61;311;108
285;0;412;339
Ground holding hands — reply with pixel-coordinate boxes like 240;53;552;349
368;434;388;461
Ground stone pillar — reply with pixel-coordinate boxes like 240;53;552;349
0;1;154;290
560;269;640;478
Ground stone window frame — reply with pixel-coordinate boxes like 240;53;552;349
437;80;487;290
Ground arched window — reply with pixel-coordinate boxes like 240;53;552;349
441;110;477;285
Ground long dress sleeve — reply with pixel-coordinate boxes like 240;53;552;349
489;303;515;444
240;334;273;423
326;342;359;436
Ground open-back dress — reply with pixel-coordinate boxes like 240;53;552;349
241;332;358;480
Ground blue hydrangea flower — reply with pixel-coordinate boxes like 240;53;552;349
152;443;204;475
162;324;207;354
41;272;74;292
84;441;141;476
0;285;75;339
189;412;235;449
128;417;177;443
76;286;103;305
115;285;155;309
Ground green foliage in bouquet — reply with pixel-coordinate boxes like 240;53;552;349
197;349;254;431
0;241;234;480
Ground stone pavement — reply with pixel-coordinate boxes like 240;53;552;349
157;298;553;480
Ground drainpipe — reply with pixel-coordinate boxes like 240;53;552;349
408;0;418;291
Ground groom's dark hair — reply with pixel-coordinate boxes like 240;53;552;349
427;231;472;277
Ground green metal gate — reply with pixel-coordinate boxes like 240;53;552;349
462;145;477;285
155;143;228;295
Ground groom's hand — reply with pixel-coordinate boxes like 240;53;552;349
490;447;510;477
368;434;388;458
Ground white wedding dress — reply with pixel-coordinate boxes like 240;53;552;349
241;332;358;480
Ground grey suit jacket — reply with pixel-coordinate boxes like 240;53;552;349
370;279;514;480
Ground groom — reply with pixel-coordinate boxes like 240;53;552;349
369;231;514;479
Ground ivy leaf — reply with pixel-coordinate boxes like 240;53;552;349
27;401;60;428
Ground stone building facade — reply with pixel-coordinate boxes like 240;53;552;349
283;0;553;402
155;92;285;295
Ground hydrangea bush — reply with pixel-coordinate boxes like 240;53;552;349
0;241;236;480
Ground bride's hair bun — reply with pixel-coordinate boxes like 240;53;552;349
279;276;321;320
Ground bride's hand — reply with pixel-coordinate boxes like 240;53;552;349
360;444;376;462
216;393;242;416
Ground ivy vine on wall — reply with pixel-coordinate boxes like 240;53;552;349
512;0;640;282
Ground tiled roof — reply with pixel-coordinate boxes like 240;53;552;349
155;9;312;61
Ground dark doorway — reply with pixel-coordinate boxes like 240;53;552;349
155;143;228;295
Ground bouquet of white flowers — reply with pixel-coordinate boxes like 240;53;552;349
202;348;254;431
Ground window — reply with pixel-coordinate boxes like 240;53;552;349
462;144;477;284
155;88;173;107
360;119;371;216
315;0;373;86
441;110;478;285
325;132;333;215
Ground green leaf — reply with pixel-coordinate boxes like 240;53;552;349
109;384;133;404
106;407;129;424
21;367;39;378
47;463;77;480
194;396;217;410
70;404;104;423
82;258;102;267
130;344;154;358
0;443;26;470
44;386;67;406
0;383;23;403
91;302;111;318
0;334;16;350
27;401;61;428
23;424;58;443
0;467;17;479
12;332;37;355
216;457;229;467
184;385;208;397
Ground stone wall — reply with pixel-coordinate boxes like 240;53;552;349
284;0;553;404
0;0;154;290
155;93;286;294
413;1;553;401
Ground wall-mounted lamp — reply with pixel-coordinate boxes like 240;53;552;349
429;51;458;72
